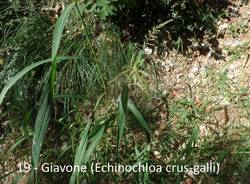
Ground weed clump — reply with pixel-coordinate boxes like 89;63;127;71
0;0;249;184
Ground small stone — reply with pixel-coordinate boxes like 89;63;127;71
153;151;161;159
144;47;153;55
223;39;245;47
220;99;230;107
218;23;229;35
184;178;193;184
217;95;230;107
155;130;160;136
191;65;199;74
230;7;239;15
188;73;195;79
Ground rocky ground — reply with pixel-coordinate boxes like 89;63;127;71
148;1;250;138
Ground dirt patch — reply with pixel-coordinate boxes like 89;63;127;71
150;1;250;136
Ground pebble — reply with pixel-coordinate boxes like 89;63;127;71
191;65;199;74
223;39;245;47
144;47;153;55
153;151;161;159
218;23;229;35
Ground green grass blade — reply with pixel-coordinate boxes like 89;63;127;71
50;2;75;96
93;94;105;115
69;121;91;184
121;85;129;113
10;136;26;152
52;2;75;60
116;86;129;154
185;127;199;155
116;98;125;153
12;174;23;184
0;59;51;105
127;100;151;142
75;122;91;164
69;124;105;184
82;125;105;163
31;88;50;182
0;56;84;105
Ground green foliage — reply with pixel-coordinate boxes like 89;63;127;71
228;20;249;37
127;99;151;142
1;1;151;183
144;19;174;47
0;59;51;104
79;0;116;20
0;0;249;184
111;0;226;47
52;3;75;59
116;85;128;154
31;87;50;182
50;2;75;96
70;121;105;183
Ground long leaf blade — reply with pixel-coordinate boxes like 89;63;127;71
83;125;105;163
52;2;75;59
116;85;129;154
31;88;50;182
117;101;125;148
50;3;75;95
0;59;51;105
127;100;151;142
121;85;129;113
0;56;82;105
69;121;91;184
